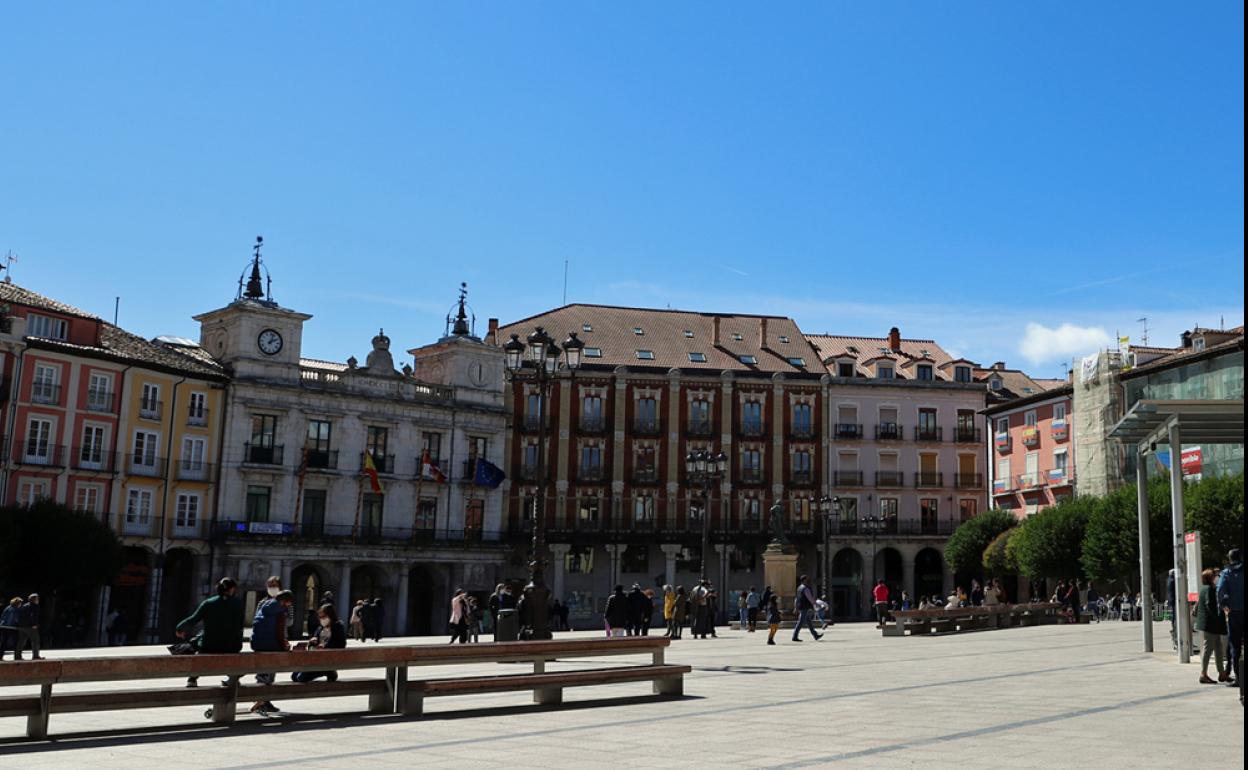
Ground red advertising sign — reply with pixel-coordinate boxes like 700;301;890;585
1181;447;1203;478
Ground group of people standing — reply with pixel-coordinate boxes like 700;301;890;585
604;584;656;636
347;598;385;643
0;594;42;661
659;580;721;639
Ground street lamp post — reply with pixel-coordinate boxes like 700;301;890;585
503;326;584;640
817;496;834;598
685;449;728;583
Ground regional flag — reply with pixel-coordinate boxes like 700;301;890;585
362;452;384;495
472;458;506;489
421;449;447;483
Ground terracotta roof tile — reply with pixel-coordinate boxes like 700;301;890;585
0;281;99;320
805;334;957;379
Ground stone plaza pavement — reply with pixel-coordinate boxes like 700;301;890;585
0;619;1241;769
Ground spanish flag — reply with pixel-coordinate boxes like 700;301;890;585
362;452;384;495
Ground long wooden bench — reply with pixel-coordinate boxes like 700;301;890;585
0;637;689;739
880;602;1064;637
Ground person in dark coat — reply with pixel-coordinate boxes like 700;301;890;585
625;584;650;636
178;577;245;687
293;603;348;683
604;585;630;636
368;598;384;642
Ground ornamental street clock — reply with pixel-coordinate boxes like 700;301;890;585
257;328;283;355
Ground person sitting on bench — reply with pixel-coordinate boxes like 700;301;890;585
293;603;347;683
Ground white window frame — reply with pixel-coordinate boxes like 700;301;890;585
181;436;207;476
997;457;1010;483
75;484;103;513
996;417;1009;435
31;363;60;402
80;423;107;468
188;391;208;425
1024;410;1037;427
175;492;201;530
1053;448;1069;474
1024;451;1039;485
87;372;113;411
125;488;154;526
17;479;50;505
133;430;160;470
1053;403;1067;422
26;313;68;340
140;383;161;417
24;417;54;462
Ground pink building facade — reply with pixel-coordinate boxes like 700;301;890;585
984;384;1074;516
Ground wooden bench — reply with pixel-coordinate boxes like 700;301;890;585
0;637;689;739
880;602;1064;637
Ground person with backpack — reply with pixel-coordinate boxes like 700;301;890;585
177;577;244;687
249;584;293;715
792;575;822;642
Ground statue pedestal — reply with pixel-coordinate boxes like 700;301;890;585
762;540;799;615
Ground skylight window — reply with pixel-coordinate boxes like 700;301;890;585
739;354;758;365
778;335;790;343
787;357;806;367
636;350;655;360
582;323;593;332
633;327;644;335
688;352;707;363
731;333;744;341
683;330;694;338
584;347;602;358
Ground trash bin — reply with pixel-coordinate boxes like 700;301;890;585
494;608;519;642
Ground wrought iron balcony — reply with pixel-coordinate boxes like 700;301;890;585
954;427;982;443
31;383;62;406
737;422;766;439
361;452;397;474
632;467;660;484
915;471;944;488
914;426;944;442
955;473;984;489
86;390;115;413
72;448;117;473
139;400;164;421
632;418;662;436
875;423;903;440
685;420;716;437
875;470;905;487
578;416;607;434
305;449;339;471
834;423;863;439
187;406;210;427
789;424;816;440
833;470;864;487
244;442;284;466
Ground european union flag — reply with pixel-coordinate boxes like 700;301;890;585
473;458;506;489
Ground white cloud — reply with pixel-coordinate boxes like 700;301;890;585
1018;322;1111;365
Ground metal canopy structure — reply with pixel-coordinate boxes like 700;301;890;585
1109;398;1244;662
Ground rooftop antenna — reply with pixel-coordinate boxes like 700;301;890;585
114;297;120;326
1137;316;1149;346
562;259;569;306
1;251;16;284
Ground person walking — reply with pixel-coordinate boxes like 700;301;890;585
626;584;649;636
604;585;629;637
765;594;782;646
738;590;749;629
1194;569;1228;684
466;597;482;643
1217;549;1243;691
872;580;890;628
14;594;42;660
1065;580;1082;624
178;577;245;687
0;597;21;660
448;589;469;644
746;586;760;632
293;603;348;683
368;598;384;642
792;575;822;642
706;585;719;638
690;580;710;639
249;588;294;714
349;599;366;641
662;585;676;638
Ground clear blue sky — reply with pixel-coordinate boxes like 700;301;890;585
3;3;1243;377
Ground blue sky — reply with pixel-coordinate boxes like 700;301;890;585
2;3;1242;378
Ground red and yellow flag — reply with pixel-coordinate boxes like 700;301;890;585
362;452;384;495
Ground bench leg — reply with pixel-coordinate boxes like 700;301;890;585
26;683;51;740
653;649;665;666
403;686;425;717
654;675;683;696
212;677;238;725
534;686;562;705
880;622;904;637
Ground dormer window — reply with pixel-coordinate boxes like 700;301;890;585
582;323;593;333
876;364;895;380
916;364;933;381
636;349;655;360
739;354;758;365
25;313;68;341
584;347;602;358
633;327;644;335
954;365;972;383
688;352;707;363
837;362;855;377
990;377;1003;390
1193;337;1206;351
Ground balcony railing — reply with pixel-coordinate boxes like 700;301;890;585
954;427;982;443
739;468;765;485
915;471;944;488
789;470;815;486
1051;420;1070;441
518;463;540;482
187;406;210;427
685;420;715;437
578;416;607;434
826;517;957;537
31;383;62;406
955;473;984;489
632;467;660;484
738;422;766;438
1048;469;1074;486
834;423;863;439
833;470;864;487
128;456;168;477
139;400;164;421
632;419;662;436
213;520;504;545
875;470;905;487
519;414;547;432
72;448;117;473
244;442;284;466
789;424;816;440
994;433;1012;451
176;460;214;481
875;423;903;440
361;452;396;474
86;391;115;413
914;426;944;442
1018;472;1044;489
576;466;606;483
15;443;66;468
305;449;339;471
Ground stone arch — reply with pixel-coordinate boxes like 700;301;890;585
111;545;155;644
915;547;944;602
158;547;198;640
291;563;334;639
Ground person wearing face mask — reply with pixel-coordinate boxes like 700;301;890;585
177;578;244;687
292;604;347;683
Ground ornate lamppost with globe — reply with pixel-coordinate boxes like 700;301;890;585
502;326;584;640
684;449;727;583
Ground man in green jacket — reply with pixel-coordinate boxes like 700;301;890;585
177;577;244;687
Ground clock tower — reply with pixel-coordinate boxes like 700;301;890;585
193;237;311;382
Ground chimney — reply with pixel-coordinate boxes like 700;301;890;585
991;361;1005;370
759;317;769;349
887;326;901;352
712;316;721;346
1181;330;1192;348
487;318;499;346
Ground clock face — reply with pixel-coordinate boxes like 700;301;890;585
257;328;283;356
470;362;487;386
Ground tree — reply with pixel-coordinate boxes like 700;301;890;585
1081;478;1171;589
1010;497;1091;580
944;509;1017;576
1184;472;1245;566
982;527;1019;577
0;500;123;597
